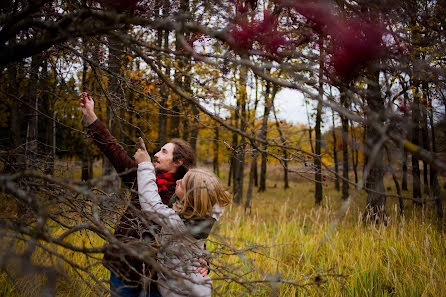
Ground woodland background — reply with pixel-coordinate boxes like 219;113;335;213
0;0;446;296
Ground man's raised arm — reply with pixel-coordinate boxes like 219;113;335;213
80;93;137;189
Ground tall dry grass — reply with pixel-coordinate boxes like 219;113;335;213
211;177;446;296
1;164;445;296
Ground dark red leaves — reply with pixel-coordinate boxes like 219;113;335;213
229;20;256;50
276;0;390;80
328;20;387;79
228;10;286;55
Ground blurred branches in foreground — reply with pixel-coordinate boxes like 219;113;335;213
1;0;446;295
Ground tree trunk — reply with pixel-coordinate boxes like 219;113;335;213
314;46;323;205
101;32;122;194
401;86;409;191
189;102;199;153
401;150;408;191
40;58;55;175
332;109;340;191
340;87;349;200
428;94;443;218
305;99;314;154
227;156;233;187
258;81;271;193
350;121;359;185
170;29;183;139
81;45;92;181
245;151;258;212
363;69;387;224
421;83;430;195
411;87;422;205
213;126;220;177
25;54;41;169
386;147;403;216
273;105;289;189
157;16;169;149
7;59;25;172
254;156;258;187
233;72;247;204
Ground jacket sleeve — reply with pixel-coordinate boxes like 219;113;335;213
88;119;137;189
137;162;186;232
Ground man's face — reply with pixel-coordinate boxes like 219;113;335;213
153;143;178;173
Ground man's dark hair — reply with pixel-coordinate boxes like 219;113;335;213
170;138;196;178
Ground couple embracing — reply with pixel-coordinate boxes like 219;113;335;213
80;93;231;297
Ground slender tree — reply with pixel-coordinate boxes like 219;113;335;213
331;109;340;191
363;69;387;223
314;41;324;204
340;86;349;200
258;81;272;193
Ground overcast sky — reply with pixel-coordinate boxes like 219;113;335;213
275;88;313;125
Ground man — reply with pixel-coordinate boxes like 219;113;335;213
80;93;203;297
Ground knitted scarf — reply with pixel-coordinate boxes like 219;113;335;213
156;172;176;193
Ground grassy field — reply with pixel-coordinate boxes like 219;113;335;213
1;162;445;296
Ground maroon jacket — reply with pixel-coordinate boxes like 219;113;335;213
88;119;177;284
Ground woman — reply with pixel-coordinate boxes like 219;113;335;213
134;138;231;297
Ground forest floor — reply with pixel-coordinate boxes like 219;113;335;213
1;160;445;296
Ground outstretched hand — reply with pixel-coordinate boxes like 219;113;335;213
79;92;98;125
134;137;151;164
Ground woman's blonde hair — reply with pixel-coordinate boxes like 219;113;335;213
173;168;232;219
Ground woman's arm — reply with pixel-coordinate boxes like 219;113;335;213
135;144;185;231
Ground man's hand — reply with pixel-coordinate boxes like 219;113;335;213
197;258;209;278
79;92;98;125
134;137;151;164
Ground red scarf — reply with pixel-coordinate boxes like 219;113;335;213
156;172;176;193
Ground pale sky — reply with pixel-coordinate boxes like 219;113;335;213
275;88;314;125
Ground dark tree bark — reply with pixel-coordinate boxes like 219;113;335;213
213;126;220;177
350;121;359;185
245;151;258;212
232;65;248;204
229;84;239;189
411;87;422;205
386;147;403;216
157;4;169;149
332;109;340;191
314;46;324;204
428;93;443;218
227;156;233;187
170;37;183;139
101;31;122;193
401;150;408;191
259;81;272;193
340;87;349;200
273;105;289;189
81;44;92;181
363;69;387;224
254;156;258;187
401;85;409;191
306;99;314;154
7;58;25;172
40;58;55;175
421;83;430;195
25;54;42;168
253;76;259;188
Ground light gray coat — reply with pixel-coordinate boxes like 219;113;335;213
138;162;223;297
